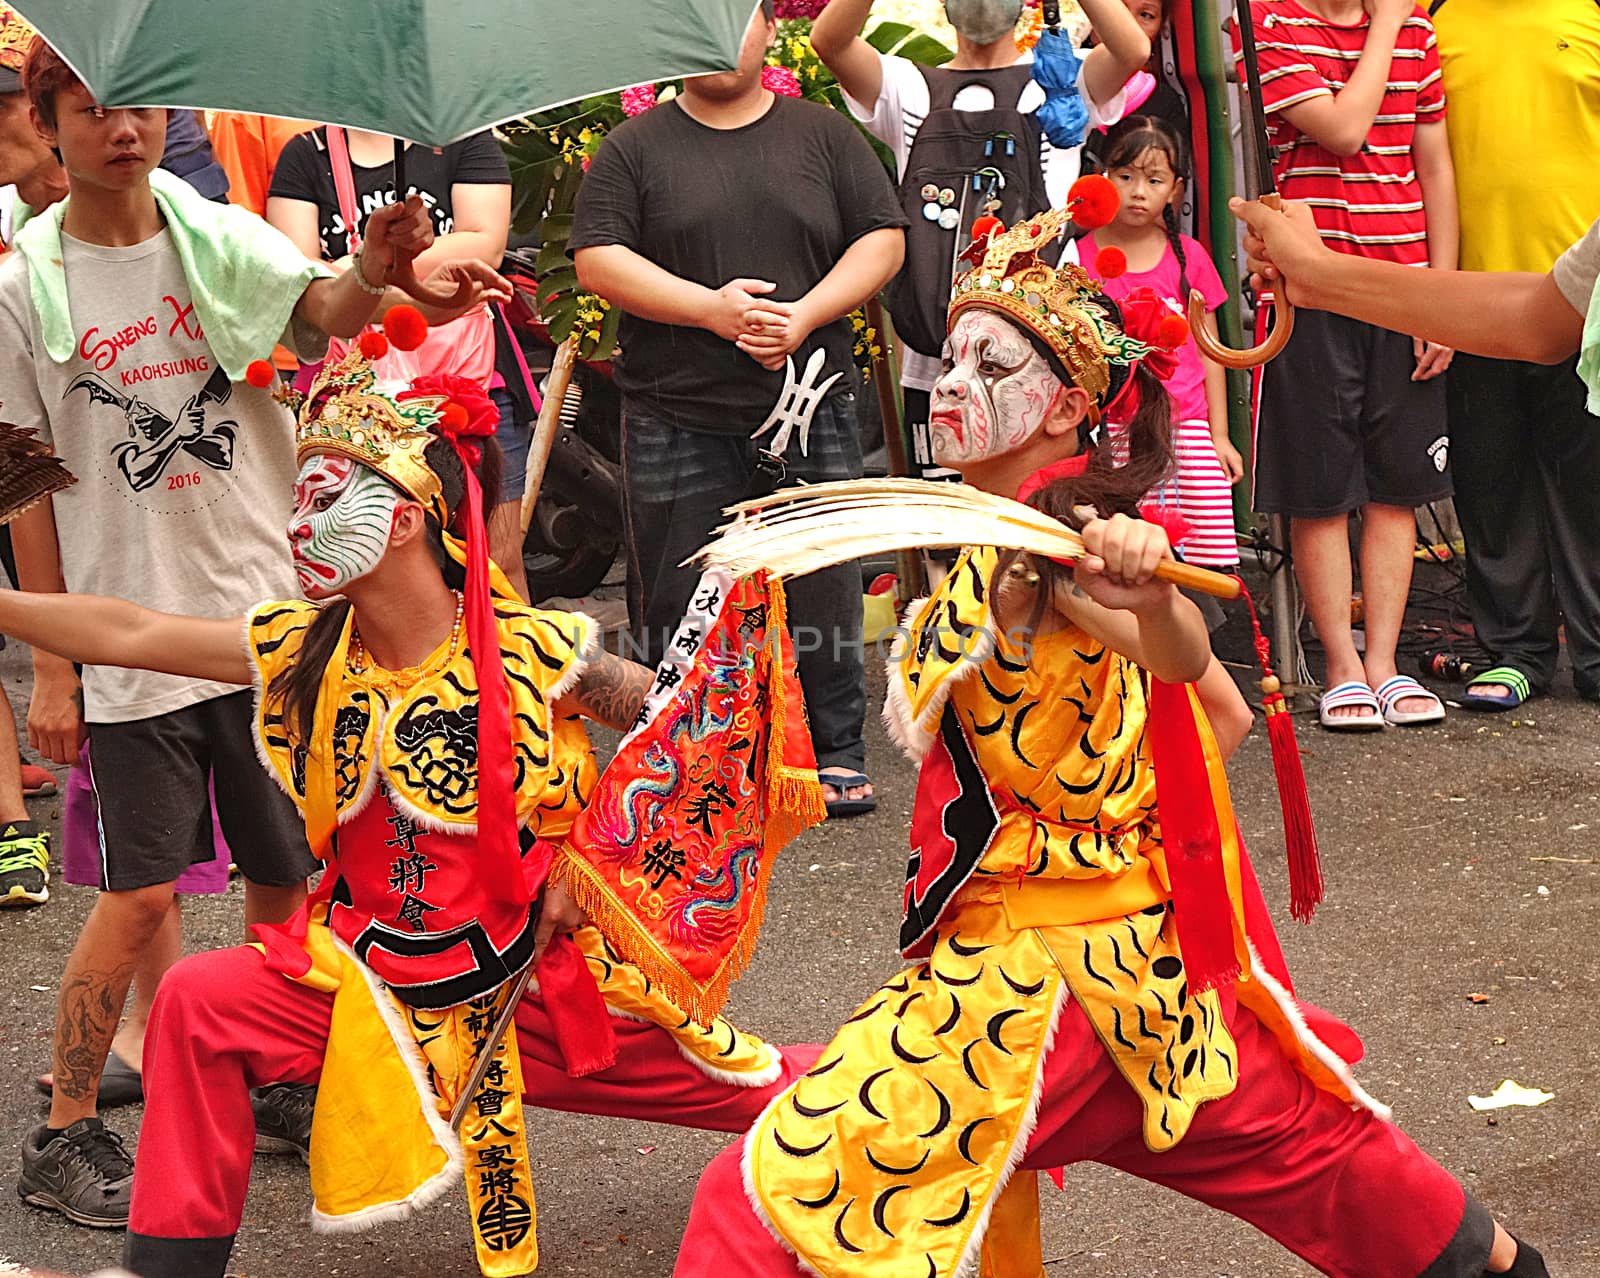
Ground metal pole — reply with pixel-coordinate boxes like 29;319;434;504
866;297;928;600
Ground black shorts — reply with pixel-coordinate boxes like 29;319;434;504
1253;308;1451;518
85;690;316;892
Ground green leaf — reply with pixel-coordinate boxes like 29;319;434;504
537;266;580;300
865;21;913;52
534;243;572;275
537;212;574;243
896;34;954;65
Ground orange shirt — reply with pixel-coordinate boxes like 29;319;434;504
205;113;315;219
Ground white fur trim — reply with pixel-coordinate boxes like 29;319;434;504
1245;942;1393;1123
309;937;463;1234
880;595;997;763
673;1037;783;1090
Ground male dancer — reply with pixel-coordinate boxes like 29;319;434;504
674;208;1549;1277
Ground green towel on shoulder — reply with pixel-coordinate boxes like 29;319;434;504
12;168;331;382
1581;272;1600;416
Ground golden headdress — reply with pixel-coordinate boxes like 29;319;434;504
285;344;450;523
0;4;36;79
948;197;1155;405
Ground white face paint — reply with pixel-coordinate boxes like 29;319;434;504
929;310;1062;467
943;0;1024;44
287;454;402;599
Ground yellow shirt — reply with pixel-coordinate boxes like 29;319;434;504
1435;0;1600;273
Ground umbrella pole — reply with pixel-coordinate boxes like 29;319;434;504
865;297;927;599
521;333;581;535
393;136;408;198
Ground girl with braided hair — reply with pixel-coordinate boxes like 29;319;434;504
1085;113;1243;570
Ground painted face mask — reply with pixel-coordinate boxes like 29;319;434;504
943;0;1024;44
929;310;1062;467
288;454;402;598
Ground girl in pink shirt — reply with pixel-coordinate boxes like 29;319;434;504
1085;114;1240;568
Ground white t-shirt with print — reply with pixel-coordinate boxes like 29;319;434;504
0;229;317;722
846;51;1129;391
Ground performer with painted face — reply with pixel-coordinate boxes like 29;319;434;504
0;331;825;1278
674;207;1551;1278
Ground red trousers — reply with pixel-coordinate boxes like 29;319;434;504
128;944;817;1247
675;994;1495;1278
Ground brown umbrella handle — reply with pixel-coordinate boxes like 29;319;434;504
1188;193;1295;370
520;333;581;535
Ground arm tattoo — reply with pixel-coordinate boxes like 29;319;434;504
571;650;652;730
53;963;136;1104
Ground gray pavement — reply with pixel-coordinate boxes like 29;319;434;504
0;637;1596;1277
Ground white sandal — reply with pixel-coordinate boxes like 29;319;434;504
1319;680;1384;732
1374;675;1445;727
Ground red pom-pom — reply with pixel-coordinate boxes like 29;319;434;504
1095;245;1127;281
245;359;275;389
1156;314;1191;350
383;305;429;352
440;403;470;433
1067;174;1119;230
358;331;390;360
970;214;1004;242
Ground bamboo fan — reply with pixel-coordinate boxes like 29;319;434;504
0;423;75;524
692;478;1240;601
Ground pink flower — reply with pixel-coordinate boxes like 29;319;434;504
761;64;802;98
775;0;829;16
621;84;658;117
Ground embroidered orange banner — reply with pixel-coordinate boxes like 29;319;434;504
560;571;824;1025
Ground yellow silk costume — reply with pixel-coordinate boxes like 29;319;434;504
746;548;1382;1278
245;598;782;1275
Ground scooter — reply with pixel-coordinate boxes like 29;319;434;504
499;249;624;603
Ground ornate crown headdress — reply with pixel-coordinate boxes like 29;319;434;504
0;4;35;76
949;202;1156;405
279;342;449;522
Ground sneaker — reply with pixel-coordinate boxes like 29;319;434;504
0;821;49;907
18;1117;133;1228
252;1082;314;1165
19;761;56;798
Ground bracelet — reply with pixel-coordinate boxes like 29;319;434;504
349;245;386;296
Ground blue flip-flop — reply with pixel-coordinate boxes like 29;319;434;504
1461;665;1534;712
819;770;877;819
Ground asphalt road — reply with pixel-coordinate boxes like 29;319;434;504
0;634;1596;1277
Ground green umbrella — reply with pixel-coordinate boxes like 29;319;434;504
10;0;758;147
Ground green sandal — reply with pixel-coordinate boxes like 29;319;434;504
1461;665;1534;712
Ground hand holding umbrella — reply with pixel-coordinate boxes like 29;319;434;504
357;195;477;310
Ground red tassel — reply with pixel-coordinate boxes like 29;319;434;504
1236;579;1324;922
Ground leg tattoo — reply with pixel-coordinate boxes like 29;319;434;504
54;964;135;1104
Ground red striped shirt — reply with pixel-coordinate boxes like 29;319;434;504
1235;1;1445;265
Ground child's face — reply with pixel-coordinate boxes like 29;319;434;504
34;86;164;194
1122;0;1165;45
1108;147;1181;229
931;311;1062;468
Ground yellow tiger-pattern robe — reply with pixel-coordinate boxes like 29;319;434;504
745;549;1242;1278
244;600;784;1267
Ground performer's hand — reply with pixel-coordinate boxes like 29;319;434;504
1072;511;1176;614
1230;196;1328;308
534;880;588;959
408;260;514;325
1412;337;1454;381
359;195;435;287
28;658;85;767
736;298;816;371
708;278;793;344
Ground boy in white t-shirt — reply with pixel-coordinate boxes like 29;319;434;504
3;37;505;1229
812;0;1150;475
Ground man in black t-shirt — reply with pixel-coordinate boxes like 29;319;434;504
572;2;906;816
